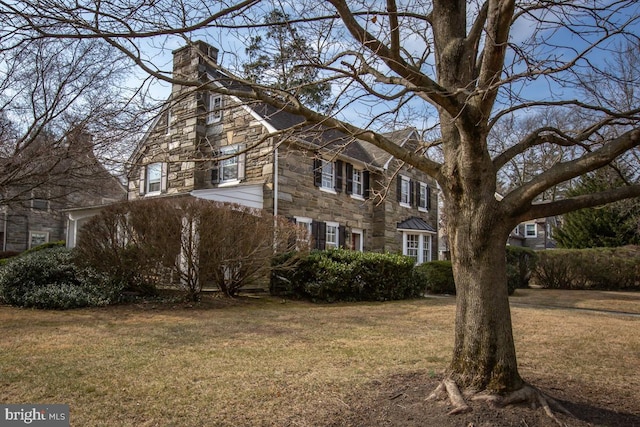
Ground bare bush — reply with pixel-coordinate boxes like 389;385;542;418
75;198;308;300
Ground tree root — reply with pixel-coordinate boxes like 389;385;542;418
427;380;574;425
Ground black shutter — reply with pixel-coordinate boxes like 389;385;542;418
312;220;327;250
313;158;322;187
426;185;432;210
211;164;219;184
338;225;346;248
318;221;327;250
335;160;343;192
363;171;370;199
396;176;402;202
409;179;415;206
345;163;353;194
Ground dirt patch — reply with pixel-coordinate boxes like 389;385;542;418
324;371;640;427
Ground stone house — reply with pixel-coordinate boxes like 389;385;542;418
1;131;125;252
89;41;438;263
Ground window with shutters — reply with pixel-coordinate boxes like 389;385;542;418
325;221;339;249
346;163;369;199
352;169;363;197
399;176;411;207
321;160;334;189
418;182;431;211
313;158;342;193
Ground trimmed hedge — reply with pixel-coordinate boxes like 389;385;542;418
417;258;520;296
532;246;640;290
506;246;537;290
416;261;456;294
271;249;426;302
0;247;123;309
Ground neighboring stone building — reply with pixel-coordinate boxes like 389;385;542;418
120;41;438;263
1;131;126;252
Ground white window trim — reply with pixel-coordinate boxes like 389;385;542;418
325;221;339;249
166;109;172;135
215;145;245;184
400;175;411;208
351;228;363;252
351;169;364;199
401;231;434;265
525;223;537;238
418;182;428;212
146;162;163;195
294;217;313;244
207;94;223;124
320;159;335;191
28;231;49;249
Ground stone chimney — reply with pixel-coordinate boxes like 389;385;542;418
172;41;219;81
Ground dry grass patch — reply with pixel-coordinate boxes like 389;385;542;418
511;288;640;314
0;292;638;426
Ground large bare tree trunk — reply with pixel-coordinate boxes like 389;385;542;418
448;217;522;393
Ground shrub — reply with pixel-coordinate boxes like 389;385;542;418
417;261;456;294
271;249;425;302
73;201;162;296
533;246;640;290
0;247;123;309
506;246;537;289
75;198;306;301
417;258;519;296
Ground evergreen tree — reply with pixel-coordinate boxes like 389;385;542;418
243;10;332;112
555;170;640;248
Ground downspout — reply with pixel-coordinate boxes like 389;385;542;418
273;138;278;218
2;211;7;251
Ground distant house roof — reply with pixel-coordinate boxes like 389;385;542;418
397;216;437;232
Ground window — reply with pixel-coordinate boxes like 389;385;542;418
313;158;343;192
418;182;431;211
399;176;411;206
31;198;49;210
326;222;339;249
146;163;162;194
165;109;172;135
351;229;363;252
406;234;419;262
295;217;313;243
212;145;245;184
402;232;433;264
207;94;223;124
352;169;363;197
346;164;369;198
321;160;334;189
422;235;432;262
139;162;167;196
525;223;537;238
29;231;49;249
